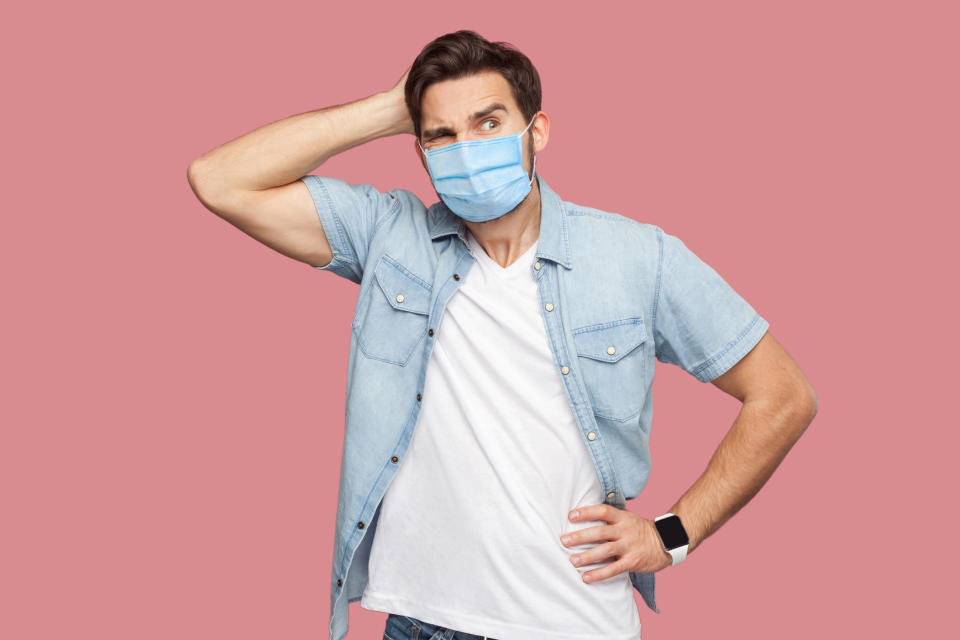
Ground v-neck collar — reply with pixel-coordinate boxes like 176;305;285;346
466;228;539;278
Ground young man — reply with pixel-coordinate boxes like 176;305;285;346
188;30;817;640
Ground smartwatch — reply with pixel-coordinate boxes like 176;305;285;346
654;512;690;566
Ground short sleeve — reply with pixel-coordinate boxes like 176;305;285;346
652;227;770;382
300;175;402;284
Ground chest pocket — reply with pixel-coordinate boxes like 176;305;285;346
352;254;432;366
572;317;649;422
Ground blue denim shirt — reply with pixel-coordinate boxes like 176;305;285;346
300;173;769;640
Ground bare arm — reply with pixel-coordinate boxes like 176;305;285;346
186;66;414;268
668;331;819;554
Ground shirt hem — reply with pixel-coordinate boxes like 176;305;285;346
361;587;642;640
695;313;770;382
300;175;362;283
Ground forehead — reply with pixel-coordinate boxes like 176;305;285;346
421;70;520;125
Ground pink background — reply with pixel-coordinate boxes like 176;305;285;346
3;1;956;638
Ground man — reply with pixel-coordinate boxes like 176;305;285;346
188;30;817;640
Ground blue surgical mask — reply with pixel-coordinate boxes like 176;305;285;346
418;114;538;222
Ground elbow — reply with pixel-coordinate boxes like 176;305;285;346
801;373;819;421
791;381;819;428
187;159;226;212
766;377;818;432
187;158;211;196
187;159;207;199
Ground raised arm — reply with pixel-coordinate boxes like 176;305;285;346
186;66;414;268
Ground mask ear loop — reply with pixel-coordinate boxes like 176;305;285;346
522;114;538;185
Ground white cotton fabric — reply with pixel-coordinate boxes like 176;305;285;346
360;228;642;640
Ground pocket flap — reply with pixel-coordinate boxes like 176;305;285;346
573;318;648;363
374;256;432;316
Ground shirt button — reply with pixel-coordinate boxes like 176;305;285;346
453;273;460;281
606;491;616;499
391;456;399;463
587;431;597;441
395;294;405;303
357;521;365;529
534;261;542;270
428;328;434;336
337;579;343;587
417;393;422;401
561;365;570;375
606;346;616;355
544;302;554;312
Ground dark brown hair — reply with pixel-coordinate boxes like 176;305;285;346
405;30;542;141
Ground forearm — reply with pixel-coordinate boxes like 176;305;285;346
189;90;411;200
669;394;816;554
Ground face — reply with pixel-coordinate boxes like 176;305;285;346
415;70;547;178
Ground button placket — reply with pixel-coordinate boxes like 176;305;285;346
335;243;479;617
536;261;621;504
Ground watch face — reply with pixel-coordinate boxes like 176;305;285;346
655;515;690;549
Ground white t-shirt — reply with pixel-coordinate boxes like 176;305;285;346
360;228;642;640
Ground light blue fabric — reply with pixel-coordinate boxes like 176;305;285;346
299;173;770;640
417;115;537;221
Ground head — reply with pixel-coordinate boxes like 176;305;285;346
405;30;548;187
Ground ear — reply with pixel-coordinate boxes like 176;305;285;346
531;111;550;154
413;137;427;172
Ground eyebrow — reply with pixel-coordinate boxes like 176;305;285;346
421;102;509;140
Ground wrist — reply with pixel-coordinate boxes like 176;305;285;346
667;506;698;554
370;89;414;137
654;512;692;566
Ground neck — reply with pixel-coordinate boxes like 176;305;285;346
463;178;541;269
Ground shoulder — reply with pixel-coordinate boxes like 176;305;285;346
561;198;663;252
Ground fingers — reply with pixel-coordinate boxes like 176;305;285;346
568;503;622;524
569;540;622;570
560;509;670;583
561;505;645;584
581;556;634;584
560;523;618;548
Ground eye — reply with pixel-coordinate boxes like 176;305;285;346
480;119;499;131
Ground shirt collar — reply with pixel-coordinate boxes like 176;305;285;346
427;174;573;270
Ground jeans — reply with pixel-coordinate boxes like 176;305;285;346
382;613;500;640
